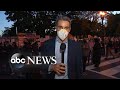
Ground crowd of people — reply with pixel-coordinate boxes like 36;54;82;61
0;40;40;75
76;35;120;73
0;35;120;78
1;15;120;79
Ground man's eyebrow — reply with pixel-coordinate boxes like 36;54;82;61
57;26;69;27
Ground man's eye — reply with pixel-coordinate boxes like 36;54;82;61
64;27;70;30
58;26;62;29
57;26;70;30
57;26;62;29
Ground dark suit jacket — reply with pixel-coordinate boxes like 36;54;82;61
41;37;83;79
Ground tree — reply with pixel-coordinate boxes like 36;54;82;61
5;11;112;37
2;26;16;37
107;13;120;36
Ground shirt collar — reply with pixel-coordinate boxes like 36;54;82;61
56;36;68;44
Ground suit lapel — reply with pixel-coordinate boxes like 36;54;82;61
68;39;72;64
68;39;73;78
50;38;56;56
68;39;76;79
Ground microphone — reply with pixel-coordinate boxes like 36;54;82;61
60;43;66;63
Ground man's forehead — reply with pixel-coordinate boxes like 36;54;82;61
57;20;70;25
58;20;69;22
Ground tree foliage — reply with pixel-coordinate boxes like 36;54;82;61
107;14;120;36
3;11;114;37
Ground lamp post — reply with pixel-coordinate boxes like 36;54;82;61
99;11;106;56
99;11;106;36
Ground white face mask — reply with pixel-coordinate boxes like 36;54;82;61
57;29;69;41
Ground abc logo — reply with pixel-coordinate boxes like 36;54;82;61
11;53;26;64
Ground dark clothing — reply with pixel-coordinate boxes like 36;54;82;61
41;37;83;79
107;41;113;48
82;56;87;72
92;42;101;67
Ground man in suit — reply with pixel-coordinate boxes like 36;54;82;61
41;15;83;79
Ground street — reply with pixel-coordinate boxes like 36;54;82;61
83;57;120;79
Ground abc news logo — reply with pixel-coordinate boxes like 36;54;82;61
10;53;57;65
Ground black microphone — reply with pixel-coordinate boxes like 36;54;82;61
60;43;66;63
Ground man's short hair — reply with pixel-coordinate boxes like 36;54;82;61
55;15;71;26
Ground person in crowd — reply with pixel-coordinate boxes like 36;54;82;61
92;38;101;67
82;38;90;72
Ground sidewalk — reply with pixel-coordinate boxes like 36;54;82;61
84;57;120;79
82;70;114;79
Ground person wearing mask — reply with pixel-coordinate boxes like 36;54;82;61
41;15;83;79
